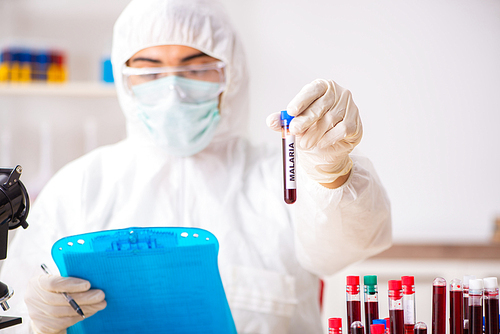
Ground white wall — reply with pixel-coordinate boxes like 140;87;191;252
219;0;500;243
1;1;499;238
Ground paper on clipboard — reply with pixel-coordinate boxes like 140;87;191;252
51;227;236;334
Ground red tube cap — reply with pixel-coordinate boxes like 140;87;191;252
329;318;342;329
401;276;415;294
388;279;402;291
371;324;386;334
347;276;360;286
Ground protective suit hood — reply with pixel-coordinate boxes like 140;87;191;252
111;0;249;146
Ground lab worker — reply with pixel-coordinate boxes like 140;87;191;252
0;0;392;333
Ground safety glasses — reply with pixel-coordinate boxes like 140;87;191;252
122;61;226;104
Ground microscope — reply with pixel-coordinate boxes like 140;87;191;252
0;165;30;329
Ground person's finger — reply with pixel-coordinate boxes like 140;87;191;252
286;79;329;116
30;301;107;334
38;275;91;294
266;112;281;132
29;300;107;318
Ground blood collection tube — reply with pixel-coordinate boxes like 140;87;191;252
468;279;483;334
463;320;469;334
347;276;362;333
281;110;296;204
432;277;446;334
351;321;365;334
385;318;391;334
483;277;499;334
330;317;343;334
371;324;386;334
463;275;476;327
388;280;404;334
364;275;380;334
401;276;416;334
414;322;428;334
449;279;464;334
373;319;388;334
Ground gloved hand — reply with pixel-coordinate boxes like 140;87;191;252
267;79;362;184
25;274;106;334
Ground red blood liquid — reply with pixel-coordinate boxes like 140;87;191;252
450;291;464;334
282;139;296;204
485;298;499;334
404;324;414;334
389;309;404;334
468;305;482;334
348;300;362;333
365;301;379;334
432;285;446;334
352;325;365;334
414;327;427;334
284;188;296;204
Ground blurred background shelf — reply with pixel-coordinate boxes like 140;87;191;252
372;242;500;260
0;82;116;97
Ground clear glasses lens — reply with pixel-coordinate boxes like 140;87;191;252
122;61;226;104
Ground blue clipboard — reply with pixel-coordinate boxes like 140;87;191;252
51;227;236;334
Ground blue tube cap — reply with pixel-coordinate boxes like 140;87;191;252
373;319;386;329
281;110;294;123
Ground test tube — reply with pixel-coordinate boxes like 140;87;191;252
401;276;416;334
384;318;391;334
347;276;362;333
373;319;387;334
414;322;428;334
468;279;483;334
483;277;499;334
330;317;343;334
449;279;464;334
463;275;476;326
364;275;380;334
432;277;446;334
388;280;404;334
371;324;386;334
351;321;365;334
281;110;296;204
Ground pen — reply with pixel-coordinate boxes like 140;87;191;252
40;264;85;319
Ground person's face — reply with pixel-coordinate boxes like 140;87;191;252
126;45;225;107
128;45;219;69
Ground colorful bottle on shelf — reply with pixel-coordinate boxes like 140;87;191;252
450;278;464;334
401;276;416;334
432;277;446;334
32;52;49;81
0;49;11;82
388;280;404;334
483;277;499;334
47;51;67;82
330;317;343;334
18;51;31;82
347;276;362;334
364;275;379;334
468;279;483;334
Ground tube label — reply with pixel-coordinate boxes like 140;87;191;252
284;135;296;189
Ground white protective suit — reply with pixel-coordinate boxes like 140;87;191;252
0;0;392;333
